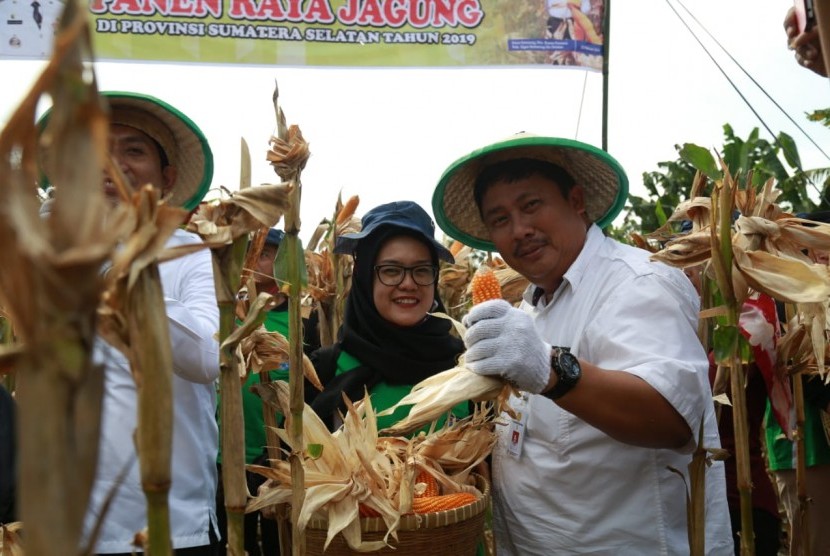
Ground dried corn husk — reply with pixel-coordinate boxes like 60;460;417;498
187;184;291;246
248;382;402;552
247;381;489;552
650;163;830;553
378;367;511;437
0;522;23;556
409;405;497;483
377;312;516;436
438;245;474;320
236;323;323;392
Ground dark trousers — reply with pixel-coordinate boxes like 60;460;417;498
729;507;781;556
99;521;220;556
216;463;279;556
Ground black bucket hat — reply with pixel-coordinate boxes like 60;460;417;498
335;201;454;263
265;228;285;247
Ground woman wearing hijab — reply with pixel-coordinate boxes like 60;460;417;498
307;201;467;431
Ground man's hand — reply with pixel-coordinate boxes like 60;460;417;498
785;6;828;77
462;299;551;393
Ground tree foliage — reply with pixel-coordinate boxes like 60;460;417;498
607;123;830;243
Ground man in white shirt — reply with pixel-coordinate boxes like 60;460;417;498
47;92;221;555
432;134;733;555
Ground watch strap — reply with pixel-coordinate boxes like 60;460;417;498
545;346;580;400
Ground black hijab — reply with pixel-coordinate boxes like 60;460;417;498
310;225;464;422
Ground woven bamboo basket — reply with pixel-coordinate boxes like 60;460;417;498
305;473;490;555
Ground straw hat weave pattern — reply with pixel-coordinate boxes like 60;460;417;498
432;134;628;252
104;92;213;211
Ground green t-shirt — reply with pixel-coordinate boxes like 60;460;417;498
764;398;830;470
334;350;469;434
218;309;291;464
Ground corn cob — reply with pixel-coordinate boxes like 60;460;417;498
359;470;439;517
336;195;360;225
568;5;602;44
412;492;478;514
359;504;381;518
449;240;465;257
414;470;439;498
470;266;502;305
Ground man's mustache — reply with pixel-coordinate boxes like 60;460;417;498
514;238;547;257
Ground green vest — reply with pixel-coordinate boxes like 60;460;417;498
218;310;290;464
764;399;830;470
334;350;470;434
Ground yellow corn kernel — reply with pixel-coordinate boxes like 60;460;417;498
470;267;502;306
412;492;478;514
414;469;439;498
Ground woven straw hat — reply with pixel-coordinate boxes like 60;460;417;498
432;133;629;252
39;91;213;211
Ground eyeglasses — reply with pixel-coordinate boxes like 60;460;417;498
374;264;438;286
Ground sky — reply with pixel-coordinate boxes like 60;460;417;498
1;0;829;245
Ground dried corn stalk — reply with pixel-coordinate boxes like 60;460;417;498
304;193;360;347
650;162;830;555
0;2;123;553
187;181;291;556
268;83;311;556
97;179;201;556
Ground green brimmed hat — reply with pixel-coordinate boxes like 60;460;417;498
432;133;629;252
39;91;213;211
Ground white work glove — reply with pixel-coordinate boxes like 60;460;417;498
462;299;551;394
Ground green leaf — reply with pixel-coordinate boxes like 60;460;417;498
306;443;324;460
712;324;739;364
777;131;802;170
654;201;668;226
274;236;308;290
738;334;752;364
679;144;722;179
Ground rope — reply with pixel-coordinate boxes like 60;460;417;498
575;70;589;140
673;0;830;165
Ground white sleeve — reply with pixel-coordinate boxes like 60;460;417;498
581;269;712;452
161;239;220;384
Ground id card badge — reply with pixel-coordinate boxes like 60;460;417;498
506;392;530;458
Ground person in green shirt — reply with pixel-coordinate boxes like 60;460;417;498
307;201;467;432
217;227;289;556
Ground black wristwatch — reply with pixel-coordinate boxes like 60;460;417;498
544;346;581;400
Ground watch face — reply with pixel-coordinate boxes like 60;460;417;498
546;347;582;400
558;352;581;383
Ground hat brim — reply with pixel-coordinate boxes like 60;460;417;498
38;91;213;211
335;223;455;263
432;135;629;252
